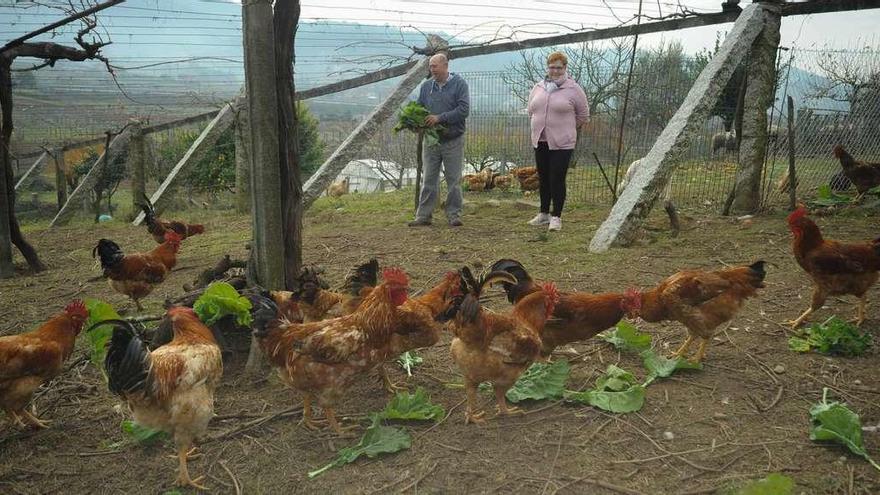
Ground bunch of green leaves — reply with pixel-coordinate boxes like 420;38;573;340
308;415;411;478
566;365;646;413
640;349;702;386
601;321;652;353
107;420;168;450
83;299;121;370
393;101;444;146
505;359;571;403
397;351;423;376
193;282;253;327
380;387;445;422
788;316;871;356
809;388;880;471
808;184;856;207
728;473;794;495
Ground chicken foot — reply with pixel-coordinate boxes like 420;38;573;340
4;410;27;429
20;409;51;429
324;407;357;437
378;365;405;394
464;380;486;424
175;443;207;490
670;335;695;360
494;386;521;417
299;395;329;431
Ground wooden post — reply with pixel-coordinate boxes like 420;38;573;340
243;0;284;291
233;99;251;213
786;95;797;210
129;121;146;215
731;3;781;214
53;149;67;210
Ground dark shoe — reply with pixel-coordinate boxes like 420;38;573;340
408;218;432;227
449;218;463;227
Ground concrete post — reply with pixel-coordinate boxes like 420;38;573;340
731;3;781;214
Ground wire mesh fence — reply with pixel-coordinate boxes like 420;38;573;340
10;43;880;223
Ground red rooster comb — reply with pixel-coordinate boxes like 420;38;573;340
540;282;560;318
164;231;183;243
786;205;808;225
382;267;409;287
622;287;643;314
65;300;88;319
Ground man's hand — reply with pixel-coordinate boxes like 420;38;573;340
425;115;441;126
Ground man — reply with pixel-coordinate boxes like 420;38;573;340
408;53;470;227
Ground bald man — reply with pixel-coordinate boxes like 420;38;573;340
408;53;470;228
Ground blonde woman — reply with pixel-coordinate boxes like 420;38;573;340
526;52;589;231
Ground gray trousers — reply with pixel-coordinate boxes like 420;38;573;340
415;134;464;222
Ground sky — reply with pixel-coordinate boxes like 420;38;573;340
2;0;879;92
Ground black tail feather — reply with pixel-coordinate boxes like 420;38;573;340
748;260;767;279
249;295;279;337
342;258;379;295
488;258;533;304
139;193;158;227
95;319;151;396
93;239;125;271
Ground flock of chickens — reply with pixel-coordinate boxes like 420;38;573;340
1;172;879;489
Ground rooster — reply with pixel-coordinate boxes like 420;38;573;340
1;301;88;429
295;259;379;322
449;267;559;424
139;194;205;244
490;259;628;358
832;145;880;201
92;232;182;311
621;261;766;363
94;307;222;489
786;206;880;327
378;270;464;392
250;267;411;435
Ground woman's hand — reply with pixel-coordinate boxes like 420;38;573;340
425;115;441;126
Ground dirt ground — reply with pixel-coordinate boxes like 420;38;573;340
1;194;879;494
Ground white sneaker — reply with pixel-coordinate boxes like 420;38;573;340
548;216;562;231
528;213;551;226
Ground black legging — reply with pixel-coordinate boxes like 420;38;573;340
534;142;573;218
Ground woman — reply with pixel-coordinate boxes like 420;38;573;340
526;52;590;231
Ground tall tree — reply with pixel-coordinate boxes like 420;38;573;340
0;0;122;276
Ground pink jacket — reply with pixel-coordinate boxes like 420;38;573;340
527;76;590;150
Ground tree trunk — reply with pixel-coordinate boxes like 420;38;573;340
731;7;780;214
274;0;302;290
54;149;67;210
0;58;44;274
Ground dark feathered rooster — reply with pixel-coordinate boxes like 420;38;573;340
139;193;205;244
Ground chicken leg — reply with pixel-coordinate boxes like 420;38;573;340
378;365;405;394
787;287;826;328
4;410;26;429
464;380;486;424
175;443;206;490
851;296;867;327
324;407;357;437
299;395;328;431
670;335;695;359
494;385;521;417
20;409;51;429
692;338;709;363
